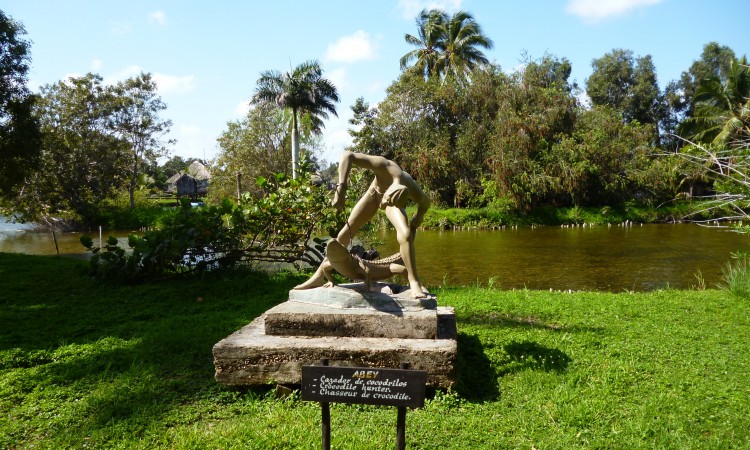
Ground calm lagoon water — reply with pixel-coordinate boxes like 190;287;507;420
0;219;131;258
377;224;750;292
2;217;748;292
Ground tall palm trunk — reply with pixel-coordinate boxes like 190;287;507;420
291;108;299;179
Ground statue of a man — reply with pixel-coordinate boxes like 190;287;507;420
294;151;431;298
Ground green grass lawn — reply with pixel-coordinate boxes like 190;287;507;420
1;253;749;449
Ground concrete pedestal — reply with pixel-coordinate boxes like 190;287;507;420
212;283;457;388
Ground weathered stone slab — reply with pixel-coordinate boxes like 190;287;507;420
264;301;439;339
288;282;437;312
213;311;457;388
437;307;457;340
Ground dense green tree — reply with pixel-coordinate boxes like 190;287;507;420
586;49;663;129
586;50;634;111
671;55;750;219
161;155;190;177
0;10;40;200
22;74;126;224
487;62;577;208
667;42;736;118
400;9;492;83
14;72;172;224
109;73;173;208
522;54;576;93
550;106;656;206
211;103;293;201
662;43;738;152
252;60;339;179
347;97;382;155
367;72;459;203
350;50;678;209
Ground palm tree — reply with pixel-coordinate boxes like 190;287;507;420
399;9;493;83
438;11;493;82
252;60;339;178
399;9;448;80
679;56;750;150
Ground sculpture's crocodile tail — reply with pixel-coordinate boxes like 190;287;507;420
363;252;402;267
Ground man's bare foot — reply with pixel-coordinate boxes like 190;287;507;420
293;274;326;290
409;280;427;298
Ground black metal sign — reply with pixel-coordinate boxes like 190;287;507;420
302;365;427;409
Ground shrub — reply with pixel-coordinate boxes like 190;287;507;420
81;169;340;281
719;251;750;298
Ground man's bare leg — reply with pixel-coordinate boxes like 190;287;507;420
295;187;379;290
385;206;426;298
293;260;331;290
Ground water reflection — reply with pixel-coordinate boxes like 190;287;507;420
2;221;748;292
0;221;131;258
377;224;750;292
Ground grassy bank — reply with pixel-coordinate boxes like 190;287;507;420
1;253;748;448
91;196;717;233
419;201;715;230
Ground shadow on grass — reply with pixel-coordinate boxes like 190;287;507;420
0;253;306;444
459;312;603;334
497;340;572;376
453;333;572;402
455;332;500;402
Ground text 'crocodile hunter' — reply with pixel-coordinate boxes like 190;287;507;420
301;365;427;408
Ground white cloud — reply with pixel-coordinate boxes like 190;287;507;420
504;62;526;77
321;115;353;164
566;0;663;22
397;0;463;20
326;68;350;94
147;10;167;26
234;99;251;117
152;73;196;95
91;59;103;71
325;30;379;63
104;64;144;84
102;65;195;95
62;72;83;83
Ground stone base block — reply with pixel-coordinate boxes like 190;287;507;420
264;301;441;339
288;282;437;312
213;313;457;388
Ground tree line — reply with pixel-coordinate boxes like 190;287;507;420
2;7;749;230
214;8;748;216
1;11;175;227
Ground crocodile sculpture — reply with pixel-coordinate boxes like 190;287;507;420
293;238;407;291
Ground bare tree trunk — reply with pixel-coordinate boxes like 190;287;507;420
130;151;138;208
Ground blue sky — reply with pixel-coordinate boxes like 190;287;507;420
4;0;748;165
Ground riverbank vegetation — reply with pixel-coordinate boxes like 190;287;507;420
98;194;714;233
1;252;748;448
3;8;749;237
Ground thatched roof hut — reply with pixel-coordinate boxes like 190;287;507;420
187;161;210;181
166;161;211;195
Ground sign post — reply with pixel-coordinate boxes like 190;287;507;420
396;362;410;450
302;360;427;450
319;358;330;450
